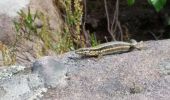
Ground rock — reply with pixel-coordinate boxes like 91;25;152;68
0;86;6;97
42;39;170;100
29;0;63;33
159;59;170;75
129;83;144;94
0;0;63;66
0;0;30;45
24;52;35;62
0;73;45;100
0;65;47;100
0;65;26;80
0;51;3;66
34;19;43;28
164;63;170;70
0;0;30;17
32;56;67;88
0;15;15;45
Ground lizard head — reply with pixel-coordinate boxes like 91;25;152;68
130;39;137;45
130;39;143;49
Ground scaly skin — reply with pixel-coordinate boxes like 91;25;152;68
75;39;143;57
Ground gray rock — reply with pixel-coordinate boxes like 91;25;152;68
0;0;30;17
32;56;67;88
165;63;170;70
0;86;6;97
0;65;26;80
0;71;45;100
41;39;170;100
0;0;30;45
0;15;15;45
34;19;43;28
159;59;170;75
0;0;63;66
3;40;170;100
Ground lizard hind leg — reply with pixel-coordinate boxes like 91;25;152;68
95;51;103;61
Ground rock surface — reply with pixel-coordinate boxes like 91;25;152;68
0;40;170;99
0;0;29;45
0;0;30;17
0;0;62;66
40;39;170;100
29;0;63;33
32;56;67;88
0;56;67;100
0;0;62;42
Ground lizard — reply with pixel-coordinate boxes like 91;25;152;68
75;39;143;57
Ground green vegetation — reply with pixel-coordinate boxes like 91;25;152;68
13;8;57;58
90;33;100;47
13;4;85;55
0;42;16;66
55;26;74;54
11;0;168;57
127;0;167;12
13;2;86;56
127;0;135;6
58;0;85;49
14;8;38;40
37;12;55;54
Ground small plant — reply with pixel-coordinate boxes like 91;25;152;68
13;7;38;41
56;26;74;53
13;8;58;57
90;33;100;47
37;12;54;52
0;42;16;66
13;8;43;58
59;0;85;49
